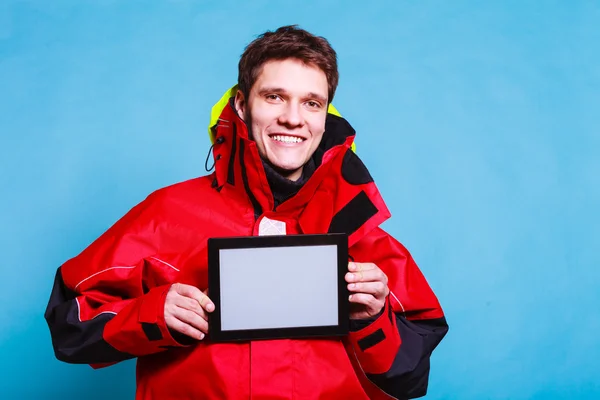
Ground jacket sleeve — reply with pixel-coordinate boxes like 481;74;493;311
44;191;190;367
347;227;449;399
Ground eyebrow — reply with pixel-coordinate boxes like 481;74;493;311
258;87;328;104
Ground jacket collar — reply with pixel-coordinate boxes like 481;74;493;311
210;101;391;247
211;101;353;211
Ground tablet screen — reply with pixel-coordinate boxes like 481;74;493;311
219;244;339;331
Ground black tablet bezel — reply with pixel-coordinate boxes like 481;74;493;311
207;233;349;342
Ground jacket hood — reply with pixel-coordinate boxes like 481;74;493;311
207;92;390;248
207;85;357;153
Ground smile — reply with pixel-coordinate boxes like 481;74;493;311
269;135;306;144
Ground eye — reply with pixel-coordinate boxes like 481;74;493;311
306;101;322;109
265;94;282;102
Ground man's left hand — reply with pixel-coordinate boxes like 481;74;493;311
346;262;389;320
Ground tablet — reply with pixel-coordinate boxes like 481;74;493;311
207;233;349;342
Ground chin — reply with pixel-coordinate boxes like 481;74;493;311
267;153;305;170
273;162;303;172
269;159;304;174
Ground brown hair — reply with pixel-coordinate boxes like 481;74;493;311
238;25;339;103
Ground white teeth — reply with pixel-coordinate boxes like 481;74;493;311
272;135;303;143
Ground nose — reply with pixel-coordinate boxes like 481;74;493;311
278;101;304;128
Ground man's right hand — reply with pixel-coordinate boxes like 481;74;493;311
164;283;215;341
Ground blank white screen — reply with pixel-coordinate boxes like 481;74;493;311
219;245;339;331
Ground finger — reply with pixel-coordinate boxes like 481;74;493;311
172;306;209;334
175;295;209;320
175;284;215;312
173;283;203;298
349;293;385;317
166;316;205;340
198;293;215;313
347;281;389;297
345;268;366;282
348;292;379;308
346;268;387;284
348;262;377;272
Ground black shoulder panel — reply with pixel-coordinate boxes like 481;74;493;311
328;191;378;235
341;150;374;185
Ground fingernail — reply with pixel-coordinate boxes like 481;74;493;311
348;295;353;301
347;273;354;281
207;304;215;312
349;283;356;289
200;333;205;340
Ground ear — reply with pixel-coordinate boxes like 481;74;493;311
234;90;246;120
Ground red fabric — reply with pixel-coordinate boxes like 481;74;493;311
347;296;401;374
103;285;183;356
349;228;445;321
58;103;445;399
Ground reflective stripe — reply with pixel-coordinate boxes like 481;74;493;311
74;266;136;291
149;256;180;272
389;291;406;314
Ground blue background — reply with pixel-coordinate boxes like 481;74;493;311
1;1;598;399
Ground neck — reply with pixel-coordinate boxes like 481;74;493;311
262;158;315;208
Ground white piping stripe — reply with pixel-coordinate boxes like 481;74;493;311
390;290;406;314
91;311;117;319
149;256;180;272
74;298;117;321
74;266;136;290
75;297;117;322
75;297;81;322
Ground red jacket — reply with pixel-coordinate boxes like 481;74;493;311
45;100;448;399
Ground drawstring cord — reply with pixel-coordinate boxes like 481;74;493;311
206;120;228;175
204;143;215;172
205;133;226;173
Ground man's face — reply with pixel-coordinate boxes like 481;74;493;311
235;58;329;181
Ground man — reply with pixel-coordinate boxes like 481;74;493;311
45;25;448;399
